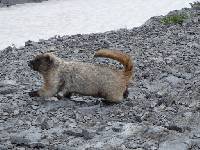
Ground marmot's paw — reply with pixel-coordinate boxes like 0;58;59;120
29;91;39;97
64;93;72;99
56;95;63;100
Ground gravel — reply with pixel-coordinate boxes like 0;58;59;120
0;6;200;150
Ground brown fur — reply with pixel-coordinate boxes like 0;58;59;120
28;49;133;102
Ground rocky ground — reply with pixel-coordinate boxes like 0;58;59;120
0;0;47;7
0;5;200;150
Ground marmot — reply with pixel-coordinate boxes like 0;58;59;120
28;49;133;102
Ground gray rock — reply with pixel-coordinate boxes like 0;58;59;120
81;129;95;140
29;142;45;148
0;88;18;95
0;145;7;150
63;130;83;137
40;119;51;130
159;140;188;150
10;136;30;146
0;4;200;150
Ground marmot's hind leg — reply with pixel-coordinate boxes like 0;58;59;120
106;93;123;103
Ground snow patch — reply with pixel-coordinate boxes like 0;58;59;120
0;0;195;50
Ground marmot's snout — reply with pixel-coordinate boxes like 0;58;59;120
28;59;39;71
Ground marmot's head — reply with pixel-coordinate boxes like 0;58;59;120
28;53;58;74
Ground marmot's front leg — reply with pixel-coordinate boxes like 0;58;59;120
57;88;72;99
55;92;71;100
54;85;71;99
29;83;59;98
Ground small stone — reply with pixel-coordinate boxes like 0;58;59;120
10;136;30;146
18;120;24;126
63;130;82;137
110;114;115;117
135;115;142;123
56;144;76;150
0;145;7;150
81;129;94;140
112;127;122;132
48;97;59;101
159;140;188;150
165;75;182;86
13;110;19;115
16;148;25;150
107;122;112;126
0;80;17;86
120;113;125;117
3;112;9;116
83;116;91;120
41;120;50;130
193;132;200;138
0;88;18;95
31;105;38;110
26;121;31;126
30;142;45;148
183;112;192;118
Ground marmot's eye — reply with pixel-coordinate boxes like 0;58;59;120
35;58;40;63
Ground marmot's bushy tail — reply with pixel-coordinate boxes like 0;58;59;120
94;49;133;79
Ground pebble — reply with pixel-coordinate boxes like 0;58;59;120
13;110;19;115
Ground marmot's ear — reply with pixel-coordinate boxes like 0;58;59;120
44;54;54;64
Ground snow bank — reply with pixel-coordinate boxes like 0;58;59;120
0;0;195;50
